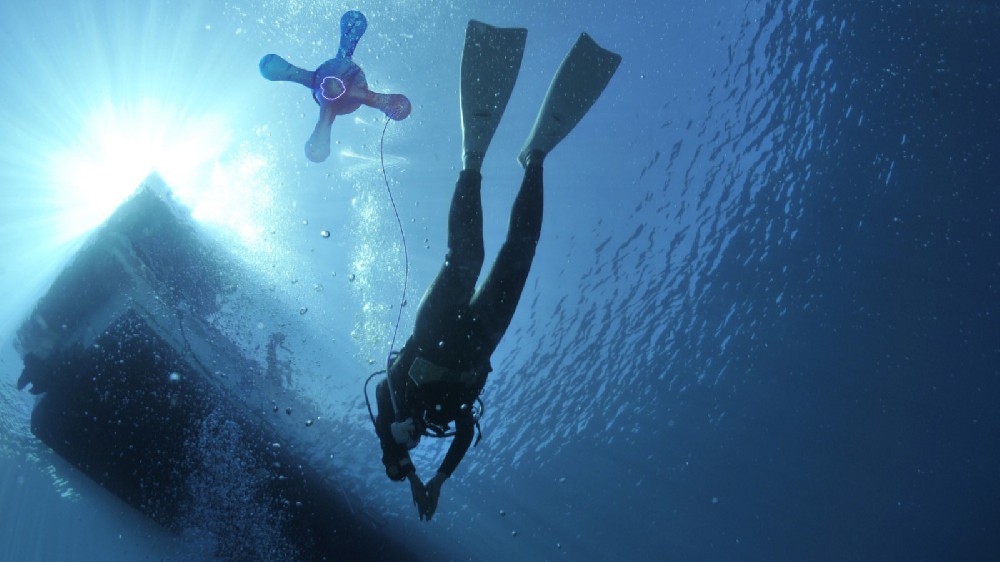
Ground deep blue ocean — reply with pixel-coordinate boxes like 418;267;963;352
1;1;997;560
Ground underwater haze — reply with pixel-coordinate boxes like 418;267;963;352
1;0;998;560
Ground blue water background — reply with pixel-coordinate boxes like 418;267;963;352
0;0;997;560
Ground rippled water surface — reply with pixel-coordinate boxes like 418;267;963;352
1;0;997;560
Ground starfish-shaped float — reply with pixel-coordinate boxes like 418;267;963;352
259;10;412;162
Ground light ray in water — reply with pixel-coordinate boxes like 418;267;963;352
0;0;279;339
340;148;408;168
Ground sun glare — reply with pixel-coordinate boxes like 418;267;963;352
193;151;276;245
49;99;233;241
0;0;302;339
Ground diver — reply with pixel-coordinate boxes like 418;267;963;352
373;20;621;521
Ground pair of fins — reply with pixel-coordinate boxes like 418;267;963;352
461;20;622;168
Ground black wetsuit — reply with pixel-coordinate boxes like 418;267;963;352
375;162;543;481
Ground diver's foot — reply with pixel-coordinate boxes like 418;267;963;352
460;20;527;169
518;33;621;166
520;149;546;168
463;150;486;171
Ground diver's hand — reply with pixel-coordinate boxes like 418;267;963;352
391;418;416;445
391;418;421;448
407;473;430;520
423;472;448;520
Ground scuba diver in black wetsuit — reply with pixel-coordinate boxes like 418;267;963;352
373;20;621;521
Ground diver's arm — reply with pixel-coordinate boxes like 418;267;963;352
423;469;447;520
375;379;415;480
406;470;432;520
421;411;473;520
437;409;475;477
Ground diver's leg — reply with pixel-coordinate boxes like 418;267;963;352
517;33;622;166
410;21;527;346
412;170;486;337
461;20;527;171
469;153;544;353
